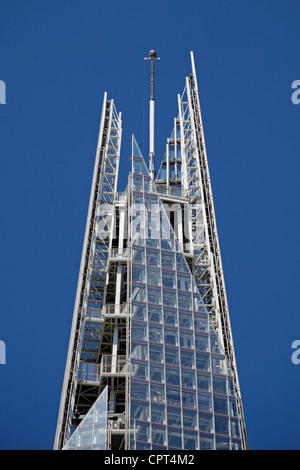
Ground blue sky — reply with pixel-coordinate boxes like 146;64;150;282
0;0;299;450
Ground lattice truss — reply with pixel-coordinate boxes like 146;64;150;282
55;95;122;448
156;54;246;446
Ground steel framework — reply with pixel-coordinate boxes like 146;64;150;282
54;52;247;451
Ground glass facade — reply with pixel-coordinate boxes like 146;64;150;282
129;139;242;450
62;386;108;450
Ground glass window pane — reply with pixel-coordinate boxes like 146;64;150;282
131;380;149;401
131;400;150;421
178;291;192;309
200;433;214;450
195;333;209;352
132;303;147;321
166;367;180;387
197;374;211;392
198;393;213;412
150;363;165;383
194;314;208;333
182;389;197;409
162;271;176;289
148;305;162;323
198;412;214;433
152;425;166;446
164;327;179;346
213;376;227;395
166;387;181;407
177;273;191;291
180;349;195;369
230;419;241;438
165;347;179;366
183;431;198;449
132;246;145;264
148;286;162;305
163;289;177;308
151;404;166;425
179;310;193;329
167;406;181;427
161;251;175;270
149;324;163;343
132;265;146;283
180;330;194;349
181;369;196;389
146;249;160;268
147;267;161;286
214;396;228;415
164;308;178;327
131;341;148;361
216;436;230;450
151;383;165;404
131;361;149;380
131;322;147;341
214;416;229;436
149;344;164;363
196;353;210;372
168;428;182;449
135;422;150;443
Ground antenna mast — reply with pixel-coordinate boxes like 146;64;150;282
144;50;160;180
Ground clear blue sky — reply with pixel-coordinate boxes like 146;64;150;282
0;0;299;450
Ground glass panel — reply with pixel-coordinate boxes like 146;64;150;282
197;373;211;392
198;412;214;433
216;436;230;450
181;369;196;389
200;433;214;450
165;347;179;366
167;406;182;427
131;341;148;361
183;431;198;450
63;386;108;450
214;416;229;436
161;251;175;270
131;380;149;401
214;396;228;416
166;387;181;407
162;271;176;289
149;344;164;363
149;324;163;344
195;333;209;352
166;367;180;387
147;267;161;286
164;308;178;327
148;286;162;305
148;305;162;323
151;404;166;425
180;330;194;349
168;428;182;449
213;376;227;395
198;393;213;413
164;327;179;346
131;401;150;421
150;363;165;383
152;425;166;446
151;383;165;404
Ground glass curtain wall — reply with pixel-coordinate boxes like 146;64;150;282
129;138;242;450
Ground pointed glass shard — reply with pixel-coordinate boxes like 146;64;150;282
62;386;108;450
129;144;243;450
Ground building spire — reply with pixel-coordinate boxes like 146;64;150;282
144;50;160;180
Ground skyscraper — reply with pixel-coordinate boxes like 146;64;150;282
54;51;247;451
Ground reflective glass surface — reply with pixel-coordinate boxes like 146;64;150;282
129;138;242;450
63;386;108;450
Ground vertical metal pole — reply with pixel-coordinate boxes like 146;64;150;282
145;50;160;181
